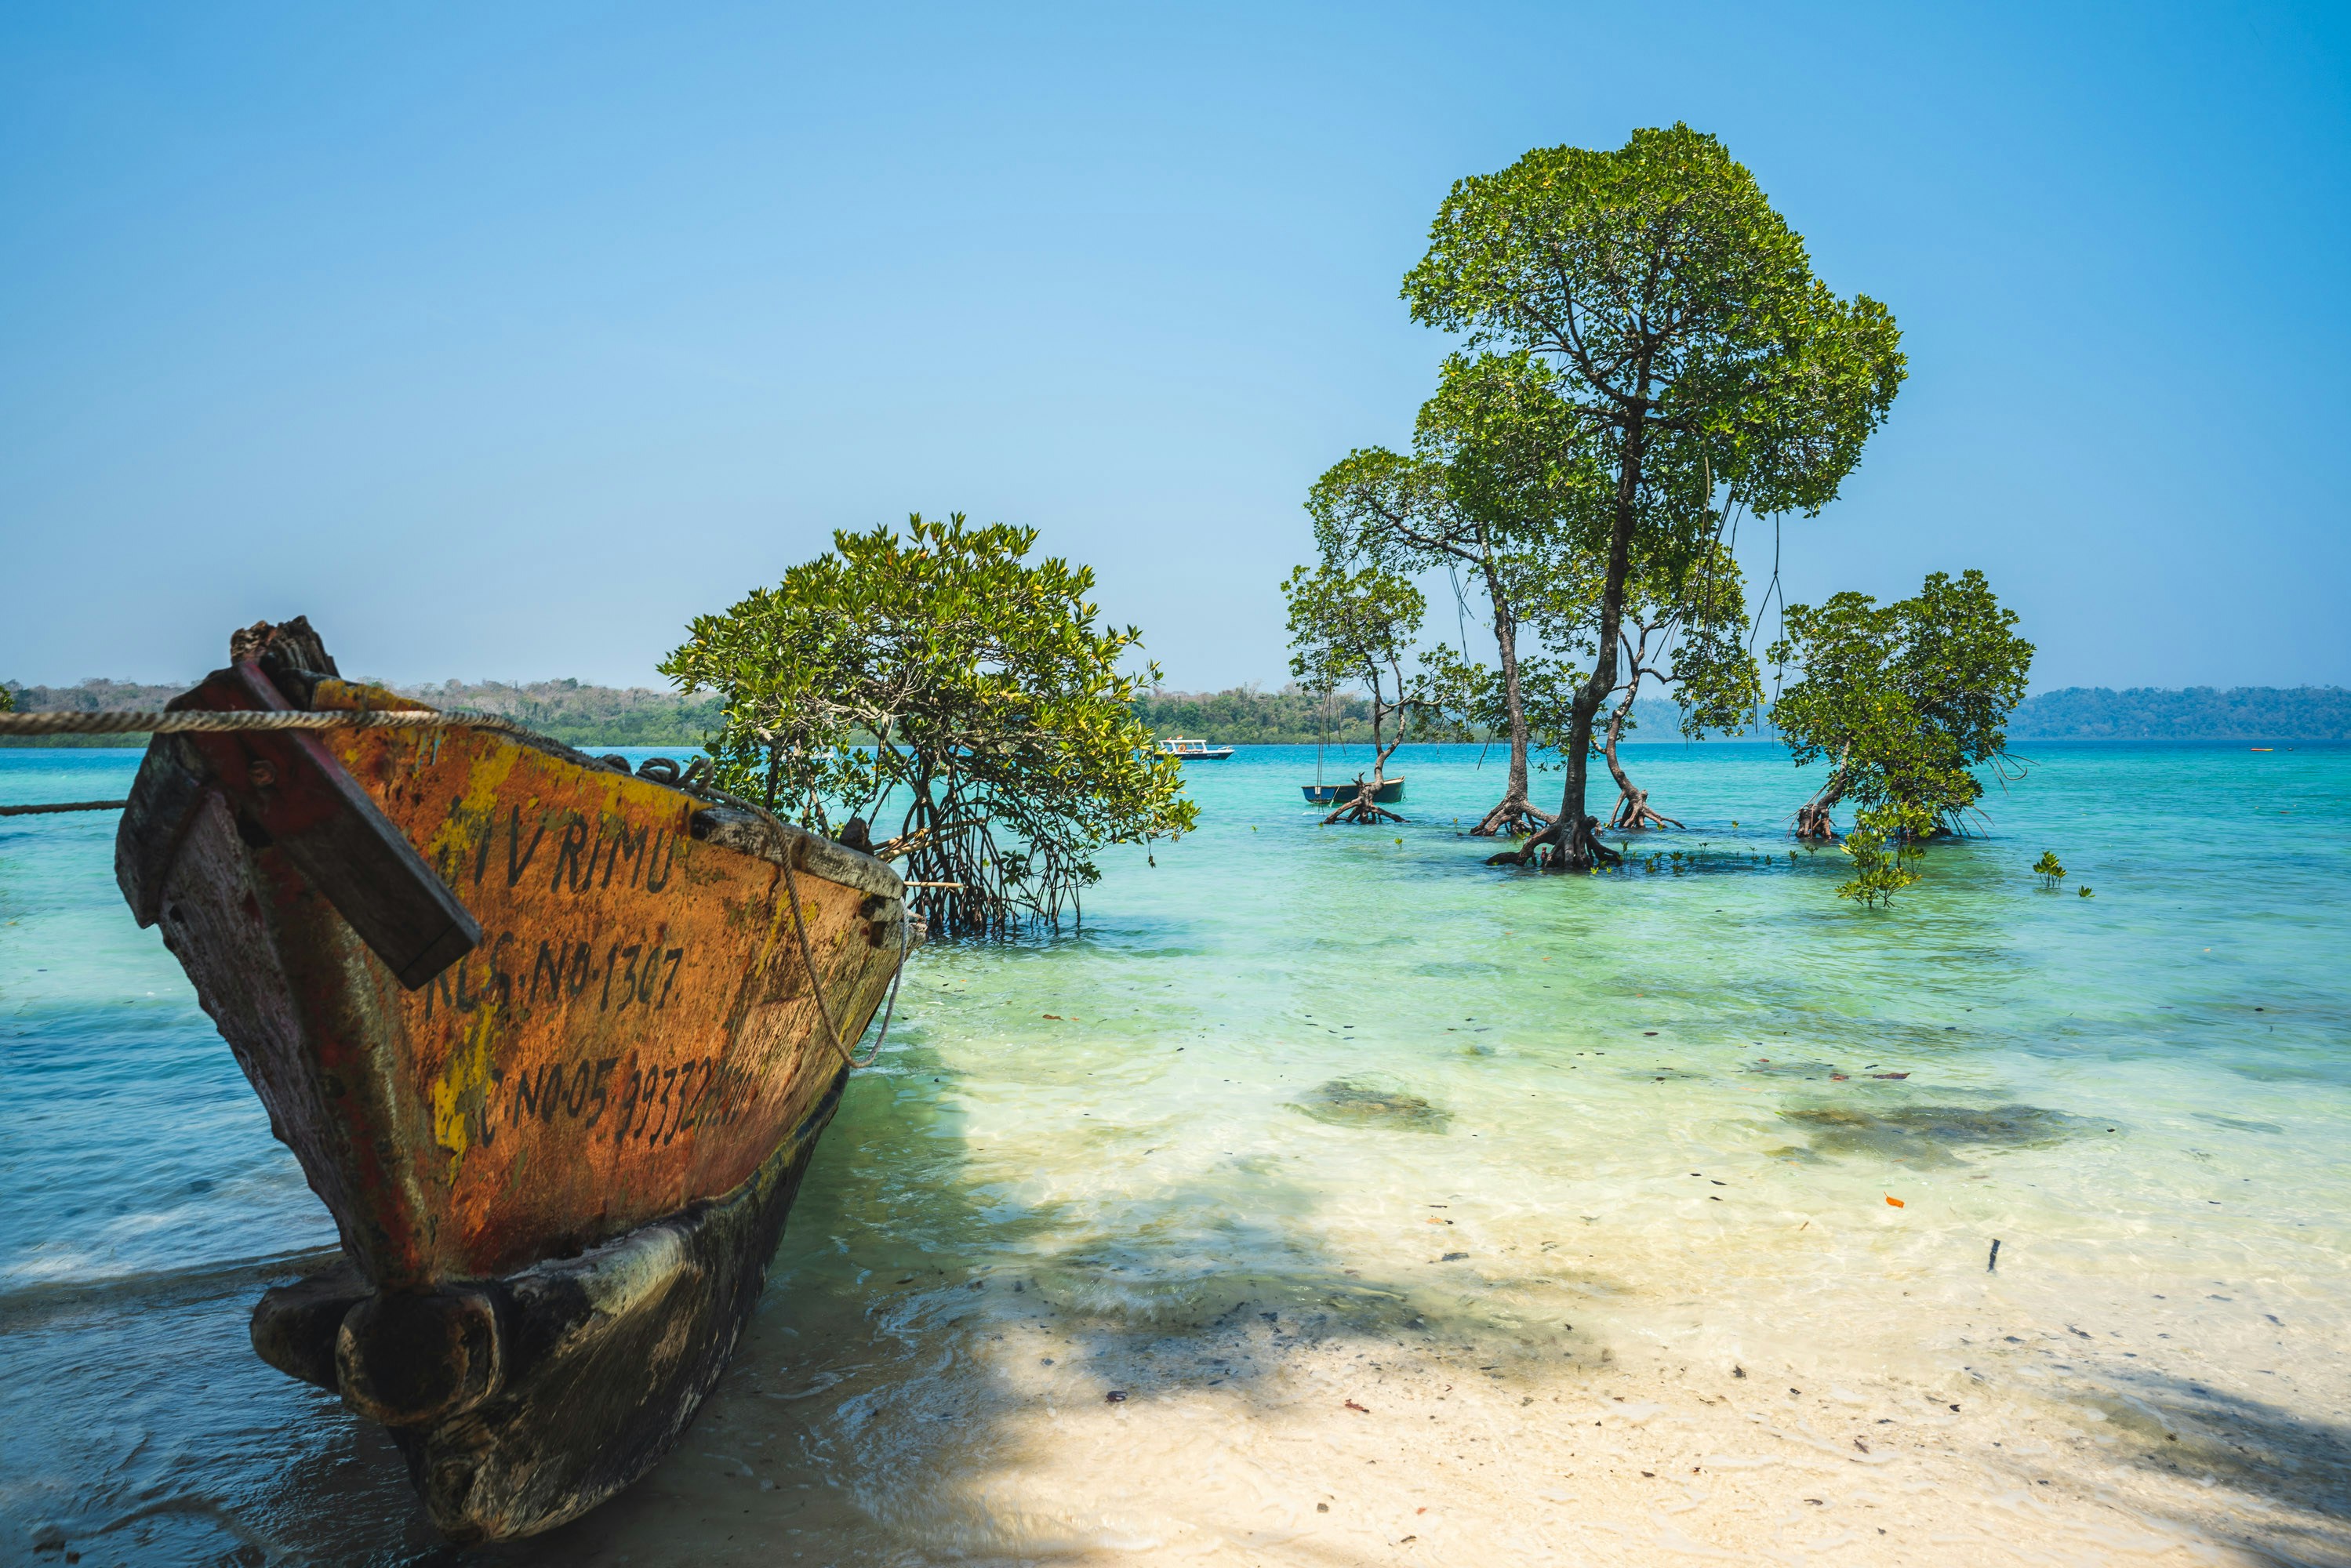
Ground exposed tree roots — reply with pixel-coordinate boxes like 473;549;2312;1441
1322;779;1406;826
1484;814;1621;871
1470;797;1553;837
1793;800;1838;840
1608;788;1684;831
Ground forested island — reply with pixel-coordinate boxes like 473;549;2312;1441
5;677;2344;748
1148;684;2351;742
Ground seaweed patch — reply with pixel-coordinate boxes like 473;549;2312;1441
1779;1103;2089;1166
1291;1078;1453;1133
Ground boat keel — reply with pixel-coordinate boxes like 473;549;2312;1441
249;1068;847;1541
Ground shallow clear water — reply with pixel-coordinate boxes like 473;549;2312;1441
4;741;2347;1563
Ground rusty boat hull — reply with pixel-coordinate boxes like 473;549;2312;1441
114;620;910;1541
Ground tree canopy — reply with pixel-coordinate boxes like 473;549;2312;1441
662;514;1196;938
1768;568;2034;840
1402;123;1905;868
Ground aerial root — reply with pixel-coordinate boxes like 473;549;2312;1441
1470;797;1553;838
1609;800;1685;831
1484;815;1619;870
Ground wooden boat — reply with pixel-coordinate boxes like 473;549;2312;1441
1157;735;1235;760
112;619;912;1542
1303;775;1404;805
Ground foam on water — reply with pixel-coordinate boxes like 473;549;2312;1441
3;742;2346;1563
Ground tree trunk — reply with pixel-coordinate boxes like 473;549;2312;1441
1793;760;1846;840
1494;414;1643;872
1601;684;1683;831
1326;662;1407;826
1470;586;1551;837
1553;416;1644;868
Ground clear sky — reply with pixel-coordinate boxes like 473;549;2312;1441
4;2;2346;693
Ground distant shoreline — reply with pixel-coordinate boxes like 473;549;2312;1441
8;681;2347;746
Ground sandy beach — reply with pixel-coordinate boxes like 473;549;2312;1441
524;1205;2346;1566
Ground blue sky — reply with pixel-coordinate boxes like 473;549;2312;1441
3;2;2346;692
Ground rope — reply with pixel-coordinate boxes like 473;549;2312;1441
0;709;530;737
0;799;128;817
709;784;908;1073
778;844;908;1072
859;904;913;1072
777;848;854;1066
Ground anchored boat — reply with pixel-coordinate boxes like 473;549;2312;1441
1303;776;1404;805
111;619;913;1542
1156;735;1234;760
1298;688;1400;804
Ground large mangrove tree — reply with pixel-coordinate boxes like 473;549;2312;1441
1403;123;1906;869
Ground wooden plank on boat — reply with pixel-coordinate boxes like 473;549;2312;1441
168;661;482;989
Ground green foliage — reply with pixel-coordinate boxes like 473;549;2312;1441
1125;686;1760;750
1407;640;1488;750
1837;800;1930;907
662;514;1195;938
1303;446;1457;573
1282;561;1429;704
0;678;177;747
1414;351;1593;528
1770;569;2034;835
1491;653;1586;763
1546;540;1763;739
1401;123;1905;524
2033;851;2066;890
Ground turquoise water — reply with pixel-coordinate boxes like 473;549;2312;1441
3;742;2346;1563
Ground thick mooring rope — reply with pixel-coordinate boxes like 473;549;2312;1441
0;709;530;817
0;709;530;737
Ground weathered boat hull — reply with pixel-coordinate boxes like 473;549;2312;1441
115;619;910;1541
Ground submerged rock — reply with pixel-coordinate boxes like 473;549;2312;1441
1780;1103;2087;1166
1292;1077;1452;1133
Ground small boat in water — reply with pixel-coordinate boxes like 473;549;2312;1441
114;619;912;1543
1303;775;1404;805
1298;688;1402;805
1157;735;1234;760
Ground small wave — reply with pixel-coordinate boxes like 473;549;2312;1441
0;1245;344;1330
